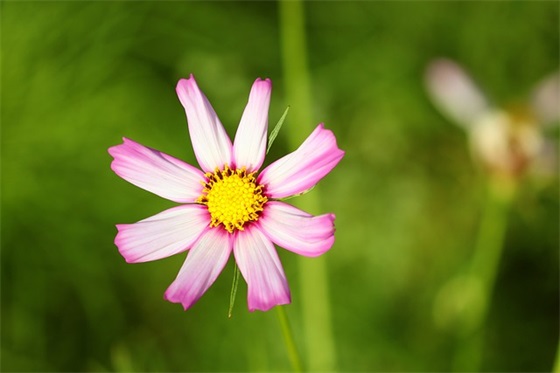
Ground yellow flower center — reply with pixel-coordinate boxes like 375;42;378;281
197;165;268;233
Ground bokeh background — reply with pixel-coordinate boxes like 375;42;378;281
2;1;558;372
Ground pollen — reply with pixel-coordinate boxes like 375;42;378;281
197;165;268;233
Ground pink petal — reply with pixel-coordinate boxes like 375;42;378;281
164;228;233;310
233;225;291;311
425;59;489;128
258;124;344;199
233;78;271;172
115;204;209;263
531;71;560;125
176;75;233;173
109;138;205;203
257;201;335;257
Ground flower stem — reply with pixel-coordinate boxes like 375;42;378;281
552;339;560;373
278;0;338;371
276;306;304;372
453;177;516;371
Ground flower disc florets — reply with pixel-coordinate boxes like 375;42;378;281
197;165;267;233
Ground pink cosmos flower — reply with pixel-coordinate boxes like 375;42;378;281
108;75;344;311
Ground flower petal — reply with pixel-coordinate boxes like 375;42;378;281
176;76;233;173
258;124;344;199
109;138;205;203
531;71;560;126
115;205;209;263
233;78;271;172
233;225;291;311
164;228;233;310
425;59;490;128
257;201;335;257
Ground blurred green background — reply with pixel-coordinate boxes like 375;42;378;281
2;1;558;371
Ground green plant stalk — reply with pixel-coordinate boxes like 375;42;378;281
278;0;337;371
276;306;304;372
552;339;560;373
453;178;516;371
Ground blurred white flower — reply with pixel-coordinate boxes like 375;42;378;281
425;58;558;181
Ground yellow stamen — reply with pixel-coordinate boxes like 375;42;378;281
197;165;268;233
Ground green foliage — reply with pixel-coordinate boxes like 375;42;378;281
267;106;290;154
1;1;558;372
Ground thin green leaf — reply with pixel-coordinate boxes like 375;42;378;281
228;263;241;318
267;106;290;154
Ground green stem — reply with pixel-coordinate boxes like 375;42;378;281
276;306;304;372
278;0;337;371
453;178;516;371
470;179;515;298
552;339;560;373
